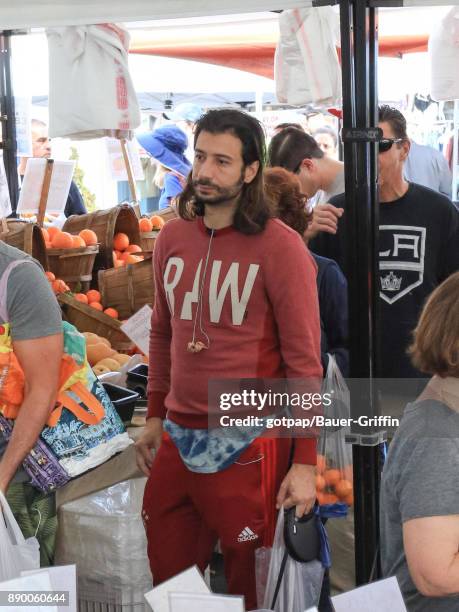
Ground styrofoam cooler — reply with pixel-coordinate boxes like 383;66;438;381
55;478;152;611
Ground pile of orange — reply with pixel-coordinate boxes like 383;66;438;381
42;227;98;250
138;215;165;233
316;454;354;506
112;232;144;268
73;289;119;319
45;271;70;294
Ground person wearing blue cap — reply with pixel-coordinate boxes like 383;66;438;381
137;125;192;210
164;103;203;162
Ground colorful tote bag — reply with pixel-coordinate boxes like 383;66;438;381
0;259;132;492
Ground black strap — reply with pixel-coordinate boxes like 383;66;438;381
271;549;289;610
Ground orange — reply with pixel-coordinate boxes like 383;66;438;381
52;279;67;294
114;250;122;259
89;301;103;311
113;232;129;251
72;235;86;248
114;259;125;268
126;254;142;265
316;454;326;474
335;479;353;500
119;251;130;262
343;493;354;506
74;293;88;304
126;244;142;254
47;226;60;240
41;228;50;242
51;231;74;249
316;492;326;506
324;469;341;487
86;289;101;304
79;229;98;246
322;493;339;505
150;215;165;230
139;217;153;232
104;307;119;319
316;474;326;491
45;271;55;282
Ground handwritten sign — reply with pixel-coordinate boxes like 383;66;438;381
17;158;75;214
121;304;152;356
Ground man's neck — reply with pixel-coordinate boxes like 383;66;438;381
318;157;344;193
203;200;238;230
379;177;409;203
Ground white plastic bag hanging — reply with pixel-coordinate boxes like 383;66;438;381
256;510;324;612
275;7;341;106
0;491;40;581
429;7;459;101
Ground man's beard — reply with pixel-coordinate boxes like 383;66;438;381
192;173;245;206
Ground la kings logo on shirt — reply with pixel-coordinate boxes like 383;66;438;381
379;225;426;304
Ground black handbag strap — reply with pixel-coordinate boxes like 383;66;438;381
270;549;289;610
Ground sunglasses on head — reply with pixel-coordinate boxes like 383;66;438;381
378;138;404;153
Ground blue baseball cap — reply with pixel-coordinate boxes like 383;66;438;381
164;103;203;124
137;125;192;177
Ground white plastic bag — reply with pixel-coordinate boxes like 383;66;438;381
429;7;459;101
256;510;324;612
275;7;341;106
0;492;40;581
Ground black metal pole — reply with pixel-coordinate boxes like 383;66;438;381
339;0;382;584
0;31;19;215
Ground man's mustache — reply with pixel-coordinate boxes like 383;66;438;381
192;179;221;191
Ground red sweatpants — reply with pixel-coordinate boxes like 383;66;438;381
142;434;292;610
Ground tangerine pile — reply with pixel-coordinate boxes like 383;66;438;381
45;271;70;294
73;289;119;319
316;453;354;506
42;227;98;250
138;214;165;233
112;232;144;268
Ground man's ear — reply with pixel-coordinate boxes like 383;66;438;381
243;161;259;184
302;158;314;172
400;139;411;161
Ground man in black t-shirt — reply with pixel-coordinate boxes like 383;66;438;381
310;105;459;379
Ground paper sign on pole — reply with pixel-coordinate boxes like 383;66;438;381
0;154;12;218
144;565;210;612
331;576;407;612
106;137;144;182
14;96;32;157
169;592;244;612
21;565;77;612
121;304;152;356
17;158;75;214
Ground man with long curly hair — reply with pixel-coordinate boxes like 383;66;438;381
136;109;322;608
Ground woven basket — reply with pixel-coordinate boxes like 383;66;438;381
156;206;178;223
0;220;48;269
47;245;99;292
98;258;154;320
58;292;132;351
139;230;159;254
62;204;140;273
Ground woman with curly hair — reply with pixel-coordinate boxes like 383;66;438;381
264;167;349;377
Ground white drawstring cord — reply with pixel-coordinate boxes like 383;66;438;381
188;229;214;352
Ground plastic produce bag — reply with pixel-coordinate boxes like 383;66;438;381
316;356;353;514
0;491;40;581
256;510;324;612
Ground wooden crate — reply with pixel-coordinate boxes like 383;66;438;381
139;230;159;254
156;206;178;223
0;220;48;269
46;245;99;292
62;204;140;274
98;258;154;320
58;292;132;351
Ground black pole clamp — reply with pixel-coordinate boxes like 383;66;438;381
341;127;383;143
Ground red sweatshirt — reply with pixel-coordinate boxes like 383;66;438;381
148;216;322;465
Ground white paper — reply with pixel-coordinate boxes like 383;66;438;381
121;304;152;356
17;158;75;214
105;137;144;182
0;154;12;217
144;565;210;612
332;576;407;612
21;565;77;612
0;571;58;612
304;608;319;612
14;96;32;157
170;592;244;612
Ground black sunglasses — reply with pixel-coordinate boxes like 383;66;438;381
378;138;404;153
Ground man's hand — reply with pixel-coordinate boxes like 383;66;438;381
135;417;163;476
276;463;316;517
304;203;344;242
